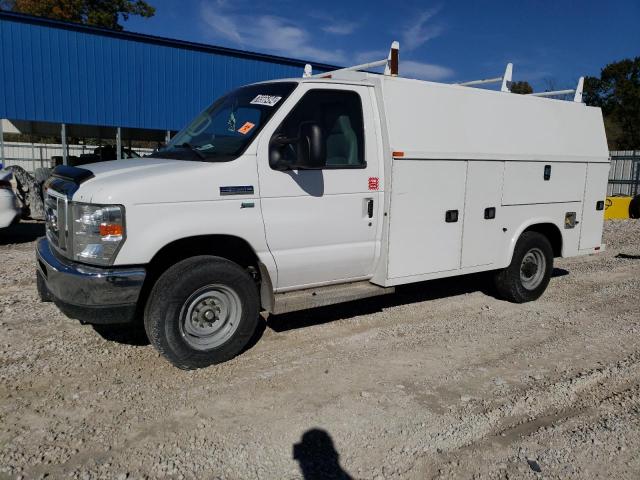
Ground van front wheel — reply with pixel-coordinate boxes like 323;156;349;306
494;231;553;303
144;256;260;369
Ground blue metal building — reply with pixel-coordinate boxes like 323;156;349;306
0;11;335;140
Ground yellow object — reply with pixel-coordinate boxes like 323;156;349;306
604;196;632;219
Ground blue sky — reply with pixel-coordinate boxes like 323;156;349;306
126;0;639;91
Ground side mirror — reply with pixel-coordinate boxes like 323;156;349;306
295;122;325;169
268;122;326;171
269;134;293;171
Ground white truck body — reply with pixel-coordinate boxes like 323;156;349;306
36;58;610;367
73;74;608;290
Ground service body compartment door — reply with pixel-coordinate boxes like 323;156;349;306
579;162;609;250
387;160;467;279
502;162;587;205
461;161;505;268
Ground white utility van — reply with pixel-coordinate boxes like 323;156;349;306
36;44;609;369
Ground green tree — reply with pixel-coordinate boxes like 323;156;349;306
3;0;155;31
584;58;640;150
510;81;533;94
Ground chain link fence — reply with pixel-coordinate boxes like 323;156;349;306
0;142;153;173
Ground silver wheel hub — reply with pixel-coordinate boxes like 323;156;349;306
179;285;242;350
520;247;546;290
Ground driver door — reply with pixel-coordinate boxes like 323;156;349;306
257;84;382;290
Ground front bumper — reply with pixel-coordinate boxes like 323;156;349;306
36;237;146;324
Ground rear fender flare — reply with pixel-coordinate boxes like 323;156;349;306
504;218;563;266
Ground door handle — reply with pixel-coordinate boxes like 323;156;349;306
367;199;374;218
445;210;459;223
484;207;496;219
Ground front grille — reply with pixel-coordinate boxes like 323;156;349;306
45;191;69;253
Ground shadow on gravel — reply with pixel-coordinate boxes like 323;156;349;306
293;429;353;480
552;267;570;277
615;253;640;260
269;271;501;333
91;323;150;346
0;221;45;245
90;315;268;352
89;268;574;351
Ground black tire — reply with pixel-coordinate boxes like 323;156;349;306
144;256;260;369
629;195;640;219
494;231;554;303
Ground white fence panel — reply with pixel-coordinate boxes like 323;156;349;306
608;150;640;196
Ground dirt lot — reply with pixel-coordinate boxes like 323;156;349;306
0;220;639;479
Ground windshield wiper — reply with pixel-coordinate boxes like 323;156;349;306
179;142;206;160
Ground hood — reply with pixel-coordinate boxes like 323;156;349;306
72;157;258;204
79;158;182;178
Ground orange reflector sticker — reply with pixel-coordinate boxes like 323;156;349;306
100;223;123;237
392;151;404;157
237;122;255;135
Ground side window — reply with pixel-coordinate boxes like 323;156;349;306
276;90;365;168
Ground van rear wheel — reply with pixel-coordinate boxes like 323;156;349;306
494;231;553;303
144;256;260;369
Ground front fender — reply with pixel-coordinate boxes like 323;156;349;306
112;199;277;284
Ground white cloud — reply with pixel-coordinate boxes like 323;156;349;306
322;21;358;35
400;60;454;80
200;4;346;64
202;8;243;44
353;50;454;80
199;2;453;79
354;49;388;64
403;8;444;51
308;11;360;36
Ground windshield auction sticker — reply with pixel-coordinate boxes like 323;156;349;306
238;122;256;135
250;95;282;107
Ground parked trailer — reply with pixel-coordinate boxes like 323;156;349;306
36;43;609;369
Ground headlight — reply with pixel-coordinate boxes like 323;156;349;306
71;203;125;266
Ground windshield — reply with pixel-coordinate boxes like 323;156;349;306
151;82;297;161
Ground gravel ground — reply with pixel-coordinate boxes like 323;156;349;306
0;220;639;479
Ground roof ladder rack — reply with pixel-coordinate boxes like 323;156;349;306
527;77;584;103
455;63;513;92
303;41;400;78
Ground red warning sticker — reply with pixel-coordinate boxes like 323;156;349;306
368;177;380;190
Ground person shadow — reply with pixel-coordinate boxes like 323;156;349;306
293;429;353;480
